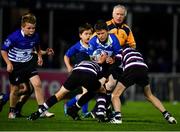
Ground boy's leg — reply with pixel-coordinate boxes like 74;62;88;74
144;85;177;124
9;84;19;119
28;86;69;120
30;75;54;118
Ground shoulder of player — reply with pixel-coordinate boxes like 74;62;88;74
10;29;21;37
7;29;22;41
68;41;81;49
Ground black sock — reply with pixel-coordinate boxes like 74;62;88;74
162;110;168;115
114;112;122;119
162;110;171;119
162;111;169;116
15;101;24;113
9;107;16;113
38;95;58;113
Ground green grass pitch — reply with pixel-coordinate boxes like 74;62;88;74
0;99;179;131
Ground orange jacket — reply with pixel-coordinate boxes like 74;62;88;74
106;19;136;48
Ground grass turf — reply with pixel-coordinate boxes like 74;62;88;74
0;99;179;131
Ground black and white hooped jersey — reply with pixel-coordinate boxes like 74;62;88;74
116;47;148;71
73;60;105;78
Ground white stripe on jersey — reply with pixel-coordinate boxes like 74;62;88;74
72;61;101;76
8;47;33;62
73;66;97;75
123;51;141;61
120;47;148;71
125;56;143;63
123;62;148;71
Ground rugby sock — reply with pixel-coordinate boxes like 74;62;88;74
66;96;77;107
96;93;107;118
9;107;16;113
38;95;58;113
162;110;171;119
0;93;9;112
3;93;9;103
15;101;24;114
114;112;122;120
82;102;88;114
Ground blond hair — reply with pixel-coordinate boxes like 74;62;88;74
21;13;36;27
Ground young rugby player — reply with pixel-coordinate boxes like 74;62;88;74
109;46;177;124
1;12;54;118
63;23;93;117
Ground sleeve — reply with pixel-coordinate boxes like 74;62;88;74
1;35;14;51
126;28;136;48
65;43;78;57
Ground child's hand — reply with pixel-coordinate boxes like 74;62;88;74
46;48;54;56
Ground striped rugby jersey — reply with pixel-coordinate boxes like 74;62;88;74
116;47;148;71
1;29;40;62
73;60;106;78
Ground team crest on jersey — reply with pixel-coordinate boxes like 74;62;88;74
4;39;11;47
30;42;35;46
15;77;19;82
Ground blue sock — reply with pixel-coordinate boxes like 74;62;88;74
2;93;9;103
82;102;88;114
66;97;77;107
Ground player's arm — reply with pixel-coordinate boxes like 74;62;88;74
1;38;13;72
64;55;73;73
1;50;13;72
35;45;43;66
45;48;54;56
33;48;54;56
64;44;79;72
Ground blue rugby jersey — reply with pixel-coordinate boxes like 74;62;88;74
1;29;40;62
116;47;148;71
65;40;92;64
88;33;121;56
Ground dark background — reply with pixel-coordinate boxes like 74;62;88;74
0;0;180;73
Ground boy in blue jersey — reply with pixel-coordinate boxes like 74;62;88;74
88;20;121;56
64;23;93;117
85;20;122;121
1;13;54;118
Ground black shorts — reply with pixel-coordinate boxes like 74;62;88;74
118;66;149;88
63;70;101;92
9;58;38;85
102;62;122;79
